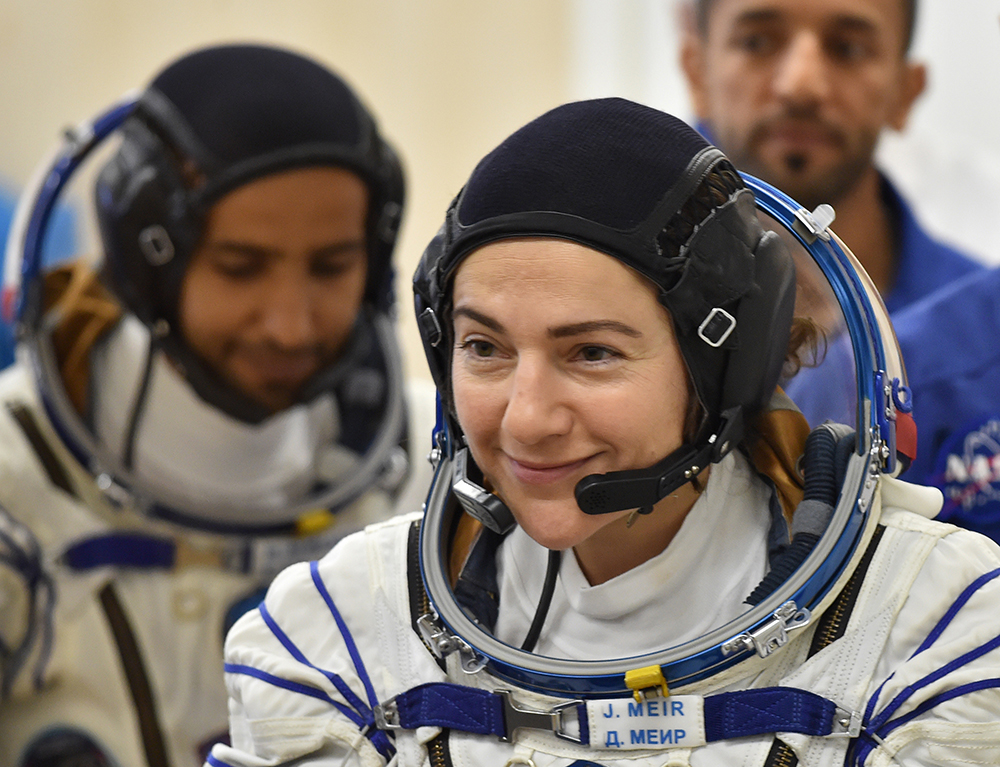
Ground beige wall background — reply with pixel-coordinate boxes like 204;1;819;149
0;0;574;381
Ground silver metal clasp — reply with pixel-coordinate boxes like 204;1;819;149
722;601;812;658
698;307;736;348
496;690;583;743
830;706;863;738
416;613;487;673
373;696;401;730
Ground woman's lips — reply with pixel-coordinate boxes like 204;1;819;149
505;455;592;485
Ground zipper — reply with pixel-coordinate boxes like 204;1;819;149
813;578;853;651
99;583;169;767
807;526;886;657
407;519;439;661
762;525;887;766
427;732;451;767
762;738;798;767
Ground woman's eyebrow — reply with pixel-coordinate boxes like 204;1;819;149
453;307;504;333
550;320;642;339
453;310;642;340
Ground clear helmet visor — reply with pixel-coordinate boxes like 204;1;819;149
3;97;409;536
417;174;911;698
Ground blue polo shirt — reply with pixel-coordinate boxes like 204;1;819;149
893;266;1000;543
879;177;985;314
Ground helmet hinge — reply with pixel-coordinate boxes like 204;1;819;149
416;613;487;673
721;600;812;658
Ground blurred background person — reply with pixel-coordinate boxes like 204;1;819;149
678;0;984;315
0;43;435;767
674;0;1000;512
869;12;1000;545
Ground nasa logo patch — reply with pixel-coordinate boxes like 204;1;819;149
933;416;1000;539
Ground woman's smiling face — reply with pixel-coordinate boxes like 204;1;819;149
450;237;693;561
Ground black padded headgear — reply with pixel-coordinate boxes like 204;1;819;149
95;43;404;329
414;98;795;521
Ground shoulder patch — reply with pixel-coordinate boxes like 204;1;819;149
932;416;1000;542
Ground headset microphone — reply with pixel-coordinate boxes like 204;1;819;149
574;407;742;515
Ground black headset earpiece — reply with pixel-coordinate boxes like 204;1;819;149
364;138;405;313
95;116;202;330
722;227;796;413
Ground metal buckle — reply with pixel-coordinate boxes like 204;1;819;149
830;706;862;738
697;308;736;348
722;601;812;658
418;307;443;347
496;690;583;743
373;696;401;730
417;613;461;659
138;224;176;265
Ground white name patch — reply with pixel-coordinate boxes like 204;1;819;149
586;696;705;750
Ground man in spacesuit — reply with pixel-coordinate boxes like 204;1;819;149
0;44;434;767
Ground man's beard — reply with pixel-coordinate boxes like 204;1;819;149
726;122;879;212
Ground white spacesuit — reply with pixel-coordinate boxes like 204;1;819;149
0;45;436;767
209;99;1000;767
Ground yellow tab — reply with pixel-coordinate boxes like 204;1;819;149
296;509;335;537
624;665;669;703
173;539;225;570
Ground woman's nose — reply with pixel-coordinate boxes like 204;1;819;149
500;356;573;446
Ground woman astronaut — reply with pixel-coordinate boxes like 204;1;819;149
210;99;1000;767
0;45;434;766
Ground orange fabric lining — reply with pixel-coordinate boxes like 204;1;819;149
748;398;810;525
43;262;122;414
448;511;483;587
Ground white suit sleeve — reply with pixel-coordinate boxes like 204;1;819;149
206;534;391;767
860;506;1000;765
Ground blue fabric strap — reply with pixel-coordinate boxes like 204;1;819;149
703;688;836;741
393;682;506;736
386;683;840;743
63;533;175;570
